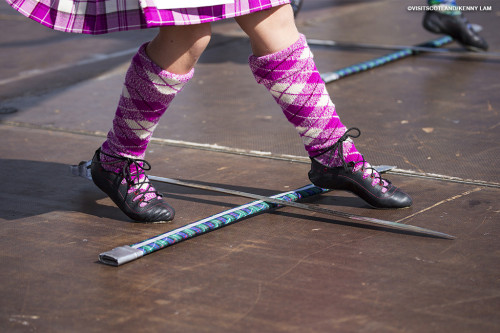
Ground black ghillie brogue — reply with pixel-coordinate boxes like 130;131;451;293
423;11;488;51
308;128;412;209
90;148;175;223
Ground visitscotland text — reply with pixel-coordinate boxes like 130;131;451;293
407;5;492;11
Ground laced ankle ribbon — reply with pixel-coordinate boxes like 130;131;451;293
311;127;389;187
93;150;161;204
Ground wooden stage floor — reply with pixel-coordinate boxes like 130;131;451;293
1;0;499;331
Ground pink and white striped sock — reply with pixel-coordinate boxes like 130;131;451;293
100;43;193;203
249;34;363;168
101;42;193;170
249;35;388;189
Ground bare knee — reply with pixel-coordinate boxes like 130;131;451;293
235;4;299;56
146;23;212;73
173;23;212;54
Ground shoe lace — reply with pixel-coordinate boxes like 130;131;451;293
97;150;161;205
312;127;390;190
352;155;390;191
311;127;361;170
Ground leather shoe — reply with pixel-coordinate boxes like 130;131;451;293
90;148;175;223
423;11;488;51
308;158;412;209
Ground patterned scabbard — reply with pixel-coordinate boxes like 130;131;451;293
99;184;329;266
320;36;453;83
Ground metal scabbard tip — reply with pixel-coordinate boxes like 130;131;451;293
98;246;144;266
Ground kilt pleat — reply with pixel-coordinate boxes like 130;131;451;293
6;0;291;34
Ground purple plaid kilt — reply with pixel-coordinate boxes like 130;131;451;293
5;0;291;35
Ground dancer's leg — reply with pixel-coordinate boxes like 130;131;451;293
147;24;212;74
91;24;212;222
236;5;412;208
236;5;359;166
102;23;211;164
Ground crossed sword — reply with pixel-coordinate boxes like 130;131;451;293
71;161;454;240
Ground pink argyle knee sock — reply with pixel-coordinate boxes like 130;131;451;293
249;34;363;168
101;43;193;173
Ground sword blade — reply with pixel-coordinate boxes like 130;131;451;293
70;161;455;239
148;175;455;240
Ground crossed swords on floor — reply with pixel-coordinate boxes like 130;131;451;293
71;160;455;240
70;35;475;243
68;33;498;264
